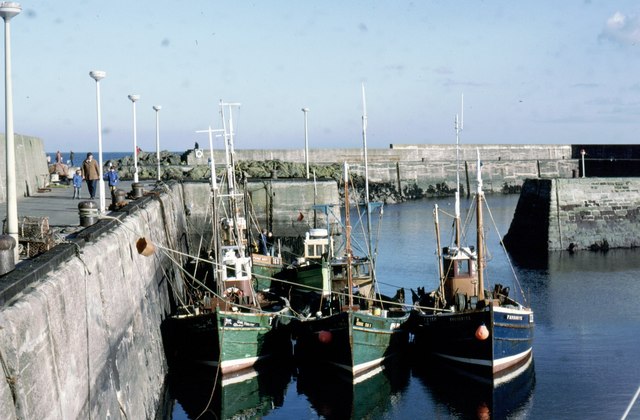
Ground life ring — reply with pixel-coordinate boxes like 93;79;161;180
195;149;203;159
223;287;243;298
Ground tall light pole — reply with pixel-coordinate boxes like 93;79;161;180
128;94;140;183
0;2;20;260
89;70;106;213
302;107;309;179
153;105;161;182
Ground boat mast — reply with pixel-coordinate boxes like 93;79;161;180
220;101;244;252
434;204;445;298
476;149;485;300
361;84;375;277
344;162;354;309
195;125;223;287
454;94;463;247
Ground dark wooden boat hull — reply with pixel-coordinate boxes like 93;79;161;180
162;308;292;374
294;310;410;377
411;305;534;380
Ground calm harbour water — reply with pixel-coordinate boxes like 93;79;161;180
163;194;640;419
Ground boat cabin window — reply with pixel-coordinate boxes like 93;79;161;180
445;257;475;277
352;262;370;278
225;262;249;279
306;243;327;258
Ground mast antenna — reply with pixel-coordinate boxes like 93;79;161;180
453;93;465;247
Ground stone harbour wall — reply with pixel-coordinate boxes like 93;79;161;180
504;178;640;252
0;182;197;419
246;178;340;238
186;144;573;165
0;134;49;202
184;144;578;194
550;178;640;250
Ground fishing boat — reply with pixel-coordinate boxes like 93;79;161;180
272;203;377;318
292;86;411;377
162;101;291;374
410;144;534;381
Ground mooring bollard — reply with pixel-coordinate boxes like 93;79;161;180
112;189;127;207
78;201;98;227
0;235;16;275
131;182;144;199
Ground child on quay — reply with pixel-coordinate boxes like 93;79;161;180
72;169;83;199
104;166;119;199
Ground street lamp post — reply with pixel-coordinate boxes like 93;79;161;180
0;1;20;261
128;94;140;183
153;105;161;182
302;107;309;179
580;149;586;178
89;70;106;213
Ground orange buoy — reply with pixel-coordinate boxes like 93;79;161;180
318;330;332;344
475;324;489;340
477;402;490;420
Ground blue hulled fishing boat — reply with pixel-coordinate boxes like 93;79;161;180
410;148;534;382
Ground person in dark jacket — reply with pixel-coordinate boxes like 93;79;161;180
81;153;100;199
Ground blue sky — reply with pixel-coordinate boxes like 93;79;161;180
4;1;640;153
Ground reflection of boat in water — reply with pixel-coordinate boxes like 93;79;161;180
296;357;410;419
413;354;536;419
166;364;293;420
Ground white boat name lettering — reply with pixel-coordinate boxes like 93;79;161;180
222;318;260;328
506;315;523;320
355;318;372;328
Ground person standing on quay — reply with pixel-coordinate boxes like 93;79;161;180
69;150;75;167
81;152;100;199
104;165;119;200
72;169;83;199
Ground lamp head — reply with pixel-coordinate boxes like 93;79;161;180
128;94;140;103
89;70;106;81
0;2;21;20
153;105;162;111
302;107;310;113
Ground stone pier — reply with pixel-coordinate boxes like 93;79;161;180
503;178;640;252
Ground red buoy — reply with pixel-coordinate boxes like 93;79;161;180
318;330;332;344
475;324;489;340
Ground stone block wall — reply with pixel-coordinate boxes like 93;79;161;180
247;178;340;238
504;178;640;253
550;178;640;250
186;144;572;166
185;145;577;196
0;134;49;202
0;183;191;419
